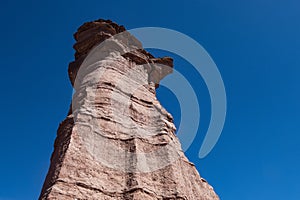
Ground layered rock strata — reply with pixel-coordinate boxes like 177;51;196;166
39;19;219;200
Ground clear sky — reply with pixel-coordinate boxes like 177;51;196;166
0;0;299;199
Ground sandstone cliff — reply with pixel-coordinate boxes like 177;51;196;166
39;19;219;200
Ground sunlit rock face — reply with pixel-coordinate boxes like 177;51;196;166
39;19;219;200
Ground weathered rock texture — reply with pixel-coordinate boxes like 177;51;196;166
40;19;219;200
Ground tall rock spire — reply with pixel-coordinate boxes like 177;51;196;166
39;19;219;200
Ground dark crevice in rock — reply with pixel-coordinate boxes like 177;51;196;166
39;116;74;200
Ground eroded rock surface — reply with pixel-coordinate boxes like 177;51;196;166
39;19;219;200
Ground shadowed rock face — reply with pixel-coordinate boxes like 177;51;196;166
39;19;219;200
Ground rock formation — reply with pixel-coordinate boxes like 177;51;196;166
39;19;219;200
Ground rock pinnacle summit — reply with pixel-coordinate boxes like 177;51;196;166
39;19;219;200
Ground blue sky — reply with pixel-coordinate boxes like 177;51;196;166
0;0;299;199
